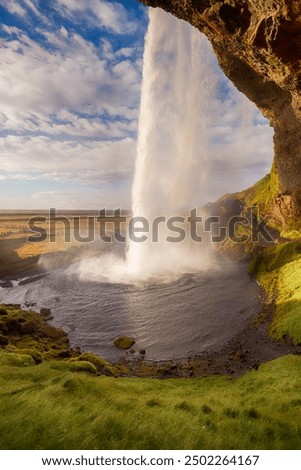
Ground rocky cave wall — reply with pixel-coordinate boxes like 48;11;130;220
139;0;301;223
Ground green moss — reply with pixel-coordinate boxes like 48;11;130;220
0;350;35;367
71;352;123;376
280;229;301;241
50;360;97;375
241;167;279;214
249;241;301;344
114;336;135;350
14;349;43;364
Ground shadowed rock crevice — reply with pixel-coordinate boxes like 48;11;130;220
139;0;301;224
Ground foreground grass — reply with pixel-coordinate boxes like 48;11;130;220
0;351;300;450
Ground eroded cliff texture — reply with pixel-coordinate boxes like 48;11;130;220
139;0;301;224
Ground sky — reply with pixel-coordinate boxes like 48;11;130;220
0;0;274;210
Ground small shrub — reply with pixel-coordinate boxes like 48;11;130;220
224;407;239;418
245;407;260;419
201;404;213;414
146;399;161;407
175;401;193;412
4;317;20;333
0;308;7;316
290;399;301;407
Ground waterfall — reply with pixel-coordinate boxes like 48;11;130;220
75;8;238;284
126;8;217;277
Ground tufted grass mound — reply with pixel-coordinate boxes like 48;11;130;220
0;353;300;449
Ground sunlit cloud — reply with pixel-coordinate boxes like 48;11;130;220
0;2;274;210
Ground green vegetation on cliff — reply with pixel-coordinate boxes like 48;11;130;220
239;168;279;214
249;241;301;345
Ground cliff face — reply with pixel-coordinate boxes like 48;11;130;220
139;0;301;224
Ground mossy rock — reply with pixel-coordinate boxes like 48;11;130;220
0;350;35;367
40;308;52;318
114;336;135;350
39;324;68;341
57;349;72;359
14;348;43;364
19;321;37;335
75;352;127;376
50;360;97;375
0;307;7;316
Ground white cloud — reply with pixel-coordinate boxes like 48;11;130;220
0;135;136;185
54;0;137;34
0;4;274;211
0;25;141;136
0;0;27;17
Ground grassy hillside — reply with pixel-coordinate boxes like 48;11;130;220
0;350;301;450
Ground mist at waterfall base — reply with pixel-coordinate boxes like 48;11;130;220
0;9;264;361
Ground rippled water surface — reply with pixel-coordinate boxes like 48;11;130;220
0;258;262;361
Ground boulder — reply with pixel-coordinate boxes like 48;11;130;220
114;336;135;350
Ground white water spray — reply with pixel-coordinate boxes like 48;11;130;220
75;8;265;283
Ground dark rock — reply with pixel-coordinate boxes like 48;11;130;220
0;280;13;288
4;317;20;333
0;322;8;335
57;349;72;359
24;302;36;308
0;334;9;346
40;308;52;318
235;351;246;361
139;349;146;355
20;321;37;335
